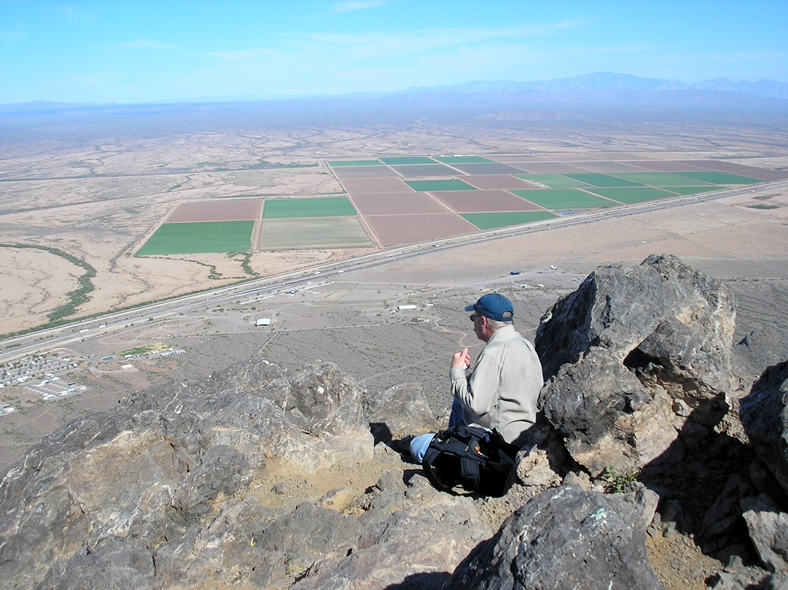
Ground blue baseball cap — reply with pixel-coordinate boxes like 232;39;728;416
465;293;514;322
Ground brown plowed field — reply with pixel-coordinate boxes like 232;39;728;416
449;163;525;175
431;190;543;212
166;199;263;223
334;166;401;179
509;162;590;174
463;175;542;190
342;177;414;193
390;164;457;177
573;161;651;172
679;160;788;180
350;192;448;215
630;160;710;172
364;212;477;246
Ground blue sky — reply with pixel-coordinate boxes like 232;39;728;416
1;0;786;104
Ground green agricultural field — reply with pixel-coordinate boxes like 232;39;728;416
663;186;721;195
516;174;591;188
327;160;382;167
564;173;643;187
586;187;673;203
512;189;617;209
260;218;372;249
462;211;557;230
405;179;476;191
433;155;492;163
137;221;254;255
671;171;761;184
262;197;357;218
608;172;715;186
380;156;435;165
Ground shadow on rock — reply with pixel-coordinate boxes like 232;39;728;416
638;393;786;564
383;571;451;589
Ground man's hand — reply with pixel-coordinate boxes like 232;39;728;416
452;348;471;369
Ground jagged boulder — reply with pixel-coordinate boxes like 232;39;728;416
535;254;736;476
739;360;788;496
0;357;500;590
291;476;491;590
540;347;677;476
445;485;663;590
536;253;735;399
709;568;788;590
364;382;437;441
740;494;788;573
0;359;375;590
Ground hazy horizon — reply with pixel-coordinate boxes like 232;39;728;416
2;1;786;105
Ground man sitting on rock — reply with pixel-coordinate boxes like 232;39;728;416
410;293;544;462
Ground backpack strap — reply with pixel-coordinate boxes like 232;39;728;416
459;455;481;491
421;445;456;491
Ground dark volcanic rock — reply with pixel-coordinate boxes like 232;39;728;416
0;358;494;590
536;253;735;400
740;494;788;573
445;485;663;590
364;382;437;440
739;361;788;496
540;347;676;476
292;477;490;590
37;540;155;590
709;567;788;590
0;359;374;590
535;254;736;476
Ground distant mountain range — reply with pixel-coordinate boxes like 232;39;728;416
1;73;786;133
402;72;788;100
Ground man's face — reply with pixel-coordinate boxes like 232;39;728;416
470;312;491;342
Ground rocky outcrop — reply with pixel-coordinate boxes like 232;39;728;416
740;494;788;574
540;346;677;476
739;361;788;496
709;567;788;590
0;350;666;590
0;360;378;589
445;485;663;590
535;254;736;477
532;255;788;583
364;381;436;442
291;475;490;589
536;253;735;397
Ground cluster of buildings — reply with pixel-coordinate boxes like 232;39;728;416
121;348;185;360
0;353;80;389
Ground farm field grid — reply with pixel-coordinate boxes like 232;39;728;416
137;154;785;254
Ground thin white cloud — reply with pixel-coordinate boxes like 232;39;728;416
200;49;268;61
201;19;589;66
182;18;597;96
56;4;95;24
287;19;589;55
120;39;178;50
332;1;384;12
0;31;25;43
728;49;788;63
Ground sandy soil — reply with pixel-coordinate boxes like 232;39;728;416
0;247;83;332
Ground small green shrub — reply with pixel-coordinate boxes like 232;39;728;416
601;466;639;493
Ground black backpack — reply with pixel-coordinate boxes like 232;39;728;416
421;425;518;497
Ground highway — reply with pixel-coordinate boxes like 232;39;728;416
1;179;783;364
